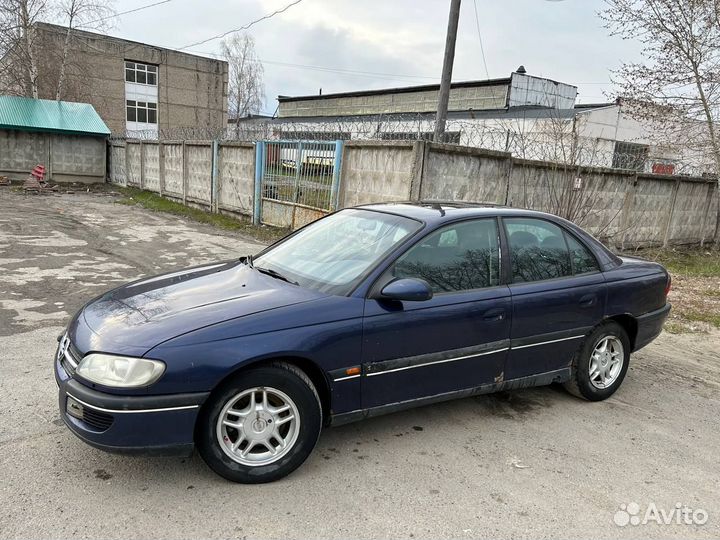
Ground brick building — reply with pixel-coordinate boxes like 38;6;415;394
22;23;228;136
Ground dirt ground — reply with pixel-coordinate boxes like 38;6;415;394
1;188;719;540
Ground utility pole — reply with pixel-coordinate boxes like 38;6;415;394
434;0;461;142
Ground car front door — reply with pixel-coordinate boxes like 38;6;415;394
502;217;606;381
361;218;511;410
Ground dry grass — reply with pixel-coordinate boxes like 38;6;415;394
114;187;289;244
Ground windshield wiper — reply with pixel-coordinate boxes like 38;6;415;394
255;266;299;286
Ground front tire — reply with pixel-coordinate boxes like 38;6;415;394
197;362;322;483
564;321;630;401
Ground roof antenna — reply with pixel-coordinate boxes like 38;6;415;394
430;202;445;217
516;65;527;74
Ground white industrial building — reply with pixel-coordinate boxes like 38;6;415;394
256;68;710;176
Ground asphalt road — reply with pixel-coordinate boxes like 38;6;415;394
1;189;719;539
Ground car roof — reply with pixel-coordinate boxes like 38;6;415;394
355;201;557;224
352;201;622;271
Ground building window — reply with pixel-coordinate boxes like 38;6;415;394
126;100;157;124
612;141;649;171
125;61;157;86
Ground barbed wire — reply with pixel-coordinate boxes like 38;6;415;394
109;113;715;178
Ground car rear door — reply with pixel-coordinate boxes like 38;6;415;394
502;217;606;381
361;218;511;410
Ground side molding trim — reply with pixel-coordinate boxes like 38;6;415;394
330;367;571;426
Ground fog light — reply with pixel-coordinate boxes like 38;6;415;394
66;396;84;420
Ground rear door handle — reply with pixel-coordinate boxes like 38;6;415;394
579;294;596;308
482;308;506;321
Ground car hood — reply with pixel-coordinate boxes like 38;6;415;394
76;261;327;351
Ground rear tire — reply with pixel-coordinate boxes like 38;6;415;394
196;361;322;483
564;321;630;401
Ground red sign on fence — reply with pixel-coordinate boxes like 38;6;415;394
652;162;675;175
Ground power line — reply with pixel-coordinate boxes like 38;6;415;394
86;0;175;26
184;48;441;83
201;49;613;88
178;0;304;50
471;0;490;79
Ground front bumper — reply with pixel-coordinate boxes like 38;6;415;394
634;303;671;351
55;352;209;456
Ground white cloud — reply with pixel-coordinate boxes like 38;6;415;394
106;0;643;112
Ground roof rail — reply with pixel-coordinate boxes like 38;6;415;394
416;199;508;208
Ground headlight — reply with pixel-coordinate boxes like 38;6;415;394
76;353;165;388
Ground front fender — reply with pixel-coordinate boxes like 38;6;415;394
145;296;365;415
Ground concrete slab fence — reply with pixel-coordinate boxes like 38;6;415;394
109;139;719;248
338;140;719;248
109;139;255;216
1;129;106;184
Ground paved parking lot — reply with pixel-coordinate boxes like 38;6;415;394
1;189;719;539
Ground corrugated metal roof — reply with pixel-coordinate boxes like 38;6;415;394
0;95;110;136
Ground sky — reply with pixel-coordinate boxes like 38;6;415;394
103;0;644;115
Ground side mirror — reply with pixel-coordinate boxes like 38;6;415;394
379;278;433;302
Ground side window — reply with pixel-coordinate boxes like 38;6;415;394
504;218;571;283
393;219;500;293
565;232;600;275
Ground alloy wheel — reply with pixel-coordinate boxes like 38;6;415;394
588;336;624;389
216;386;300;467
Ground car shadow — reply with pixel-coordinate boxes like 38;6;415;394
61;384;576;486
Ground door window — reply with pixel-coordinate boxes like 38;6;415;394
393;219;500;293
504;218;600;282
565;233;600;275
504;218;573;282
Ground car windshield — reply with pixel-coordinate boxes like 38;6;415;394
254;208;422;295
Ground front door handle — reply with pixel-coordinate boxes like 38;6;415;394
579;294;596;308
482;308;506;321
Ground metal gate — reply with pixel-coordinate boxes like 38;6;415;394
254;140;343;229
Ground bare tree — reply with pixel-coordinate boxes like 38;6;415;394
54;0;114;100
0;0;114;99
601;0;720;177
483;112;618;232
221;33;265;134
0;0;49;97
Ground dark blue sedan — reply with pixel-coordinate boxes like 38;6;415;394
55;202;671;483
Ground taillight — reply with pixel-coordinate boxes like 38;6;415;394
664;274;672;296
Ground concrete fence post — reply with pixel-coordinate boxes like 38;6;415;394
253;142;264;225
182;141;188;205
211;140;220;213
699;181;715;247
503;155;513;206
708;180;720;245
139;141;145;190
409;140;427;201
124;142;130;186
662;178;681;247
158;141;165;196
618;174;638;250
